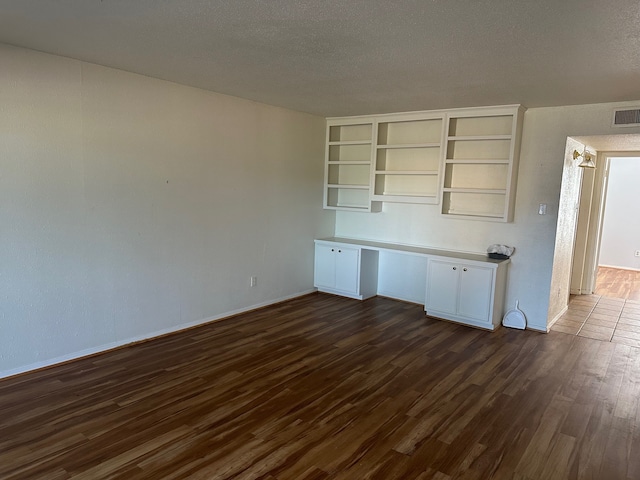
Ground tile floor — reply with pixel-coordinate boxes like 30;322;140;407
551;295;640;346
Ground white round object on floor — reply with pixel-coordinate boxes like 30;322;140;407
503;300;526;330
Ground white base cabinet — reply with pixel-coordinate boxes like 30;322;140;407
314;237;511;331
314;241;378;300
425;257;507;330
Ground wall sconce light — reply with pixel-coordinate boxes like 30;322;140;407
572;148;596;169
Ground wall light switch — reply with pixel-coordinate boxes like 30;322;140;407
538;204;547;215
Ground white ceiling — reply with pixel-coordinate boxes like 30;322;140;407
1;0;639;117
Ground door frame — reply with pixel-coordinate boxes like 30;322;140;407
578;151;640;294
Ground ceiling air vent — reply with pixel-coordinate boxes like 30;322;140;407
613;108;640;127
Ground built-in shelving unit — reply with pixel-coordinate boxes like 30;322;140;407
441;106;525;222
323;105;524;220
324;120;380;212
373;114;445;204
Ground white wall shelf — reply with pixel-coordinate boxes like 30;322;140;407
328;160;371;165
372;114;445;205
447;135;512;141
441;106;525;222
323;105;524;218
377;143;442;149
444;159;509;164
442;188;507;194
324;120;381;212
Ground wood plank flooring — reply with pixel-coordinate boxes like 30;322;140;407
2;293;640;479
596;266;640;301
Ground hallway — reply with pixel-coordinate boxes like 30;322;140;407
551;267;640;345
595;266;640;302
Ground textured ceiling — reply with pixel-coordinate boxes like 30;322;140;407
573;135;640;152
1;0;639;117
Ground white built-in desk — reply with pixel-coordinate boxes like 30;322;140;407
314;237;510;330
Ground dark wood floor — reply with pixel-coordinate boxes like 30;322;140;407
2;293;640;479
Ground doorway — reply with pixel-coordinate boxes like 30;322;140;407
593;156;640;301
549;137;640;344
572;152;640;298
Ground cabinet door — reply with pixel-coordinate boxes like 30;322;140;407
458;265;493;322
426;260;459;315
334;247;360;294
314;244;337;288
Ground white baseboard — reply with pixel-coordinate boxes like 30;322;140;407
599;264;640;272
0;289;315;380
527;323;551;333
376;290;424;305
545;305;568;331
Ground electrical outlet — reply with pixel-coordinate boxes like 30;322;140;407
635;250;640;257
250;276;257;287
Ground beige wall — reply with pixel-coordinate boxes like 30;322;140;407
0;44;333;377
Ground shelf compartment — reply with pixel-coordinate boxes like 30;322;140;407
447;139;510;160
374;173;439;198
442;191;507;218
375;170;439;175
329;143;372;162
328;161;370;165
448;135;511;141
377;143;441;149
327;164;370;187
448;115;513;137
329;123;372;142
442;188;507;194
444;159;509;165
377;119;443;146
326;187;371;210
443;163;509;190
376;146;440;172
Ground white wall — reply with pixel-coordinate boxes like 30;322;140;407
0;44;334;378
599;157;640;270
336;103;640;331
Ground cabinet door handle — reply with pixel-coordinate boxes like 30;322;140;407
452;267;457;271
463;268;468;272
331;248;335;252
338;249;341;253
